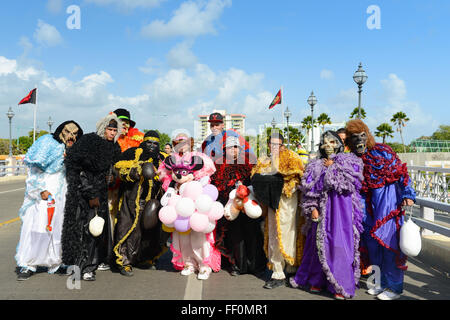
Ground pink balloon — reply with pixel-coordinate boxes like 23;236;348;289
158;206;177;225
168;194;181;207
181;181;203;200
208;201;224;221
174;216;191;233
202;184;218;201
203;221;216;234
189;213;209;233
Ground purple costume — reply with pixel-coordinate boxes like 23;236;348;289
293;152;364;298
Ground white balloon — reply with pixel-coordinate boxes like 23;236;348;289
89;215;105;237
176;197;196;217
203;221;216;234
195;194;214;213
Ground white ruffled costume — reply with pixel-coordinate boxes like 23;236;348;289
15;134;67;273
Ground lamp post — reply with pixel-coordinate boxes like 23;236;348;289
353;62;368;119
6;107;14;158
284;106;291;149
47;116;54;133
307;91;317;152
271;117;276;129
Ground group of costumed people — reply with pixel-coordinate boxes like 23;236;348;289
14;109;416;300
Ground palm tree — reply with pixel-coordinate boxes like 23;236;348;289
283;125;303;147
349;107;366;119
316;113;332;132
301;116;315;131
390;111;409;153
375;123;394;144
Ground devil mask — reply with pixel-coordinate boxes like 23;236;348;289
53;120;83;148
348;132;367;157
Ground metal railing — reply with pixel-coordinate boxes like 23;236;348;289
408;165;449;204
0;160;27;177
407;197;450;238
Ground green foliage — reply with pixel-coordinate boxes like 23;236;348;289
386;142;411;153
301;116;316;130
375;123;394;144
349;107;366;119
316;113;332;131
431;125;450;141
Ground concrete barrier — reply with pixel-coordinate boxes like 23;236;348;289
417;235;450;276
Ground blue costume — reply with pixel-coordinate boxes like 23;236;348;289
359;143;416;294
15;134;68;273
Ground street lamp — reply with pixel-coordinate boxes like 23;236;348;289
307;91;317;152
284;106;291;149
6;107;14;158
353;62;368;119
271;117;276;129
47;116;54;133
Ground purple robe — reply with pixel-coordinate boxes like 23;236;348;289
293;153;364;298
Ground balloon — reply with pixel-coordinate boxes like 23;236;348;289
189;213;209;232
203;221;216;234
176;197;196;217
182;181;203;199
141;162;156;180
195;194;214;213
158;205;177;225
168;194;181;207
202;184;218;201
174;216;190;233
142;199;160;229
162;224;175;233
208;201;224;221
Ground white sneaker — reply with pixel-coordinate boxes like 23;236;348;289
197;269;211;280
82;272;96;281
377;289;401;300
289;277;299;289
97;263;110;271
367;287;384;296
181;266;195;276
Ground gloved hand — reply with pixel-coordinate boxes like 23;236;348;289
160;187;176;207
129;167;140;181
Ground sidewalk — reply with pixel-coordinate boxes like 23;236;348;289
0;175;26;184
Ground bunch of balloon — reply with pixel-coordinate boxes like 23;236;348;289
158;181;224;234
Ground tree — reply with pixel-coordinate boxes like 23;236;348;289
349;107;366;119
431;125;450;140
283;125;303;148
316;113;332;132
301;116;315;131
375;123;394;144
391;111;410;153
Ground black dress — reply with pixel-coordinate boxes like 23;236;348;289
210;157;267;275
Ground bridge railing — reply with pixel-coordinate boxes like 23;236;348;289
0;160;27;177
406;197;450;238
408;165;449;204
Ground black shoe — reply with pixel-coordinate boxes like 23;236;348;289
17;269;34;281
230;266;240;276
263;278;285;289
120;265;134;277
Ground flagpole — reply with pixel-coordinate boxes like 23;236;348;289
33;84;37;143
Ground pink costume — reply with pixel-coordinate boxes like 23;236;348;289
158;151;221;274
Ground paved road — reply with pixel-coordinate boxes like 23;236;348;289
1;179;449;301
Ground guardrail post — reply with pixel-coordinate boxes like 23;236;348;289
420;199;435;236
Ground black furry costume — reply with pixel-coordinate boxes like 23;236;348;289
113;133;168;270
210;153;267;275
61;132;121;274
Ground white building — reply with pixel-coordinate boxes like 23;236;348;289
195;109;246;149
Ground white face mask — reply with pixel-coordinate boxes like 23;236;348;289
320;135;339;158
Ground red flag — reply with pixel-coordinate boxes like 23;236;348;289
268;89;281;109
18;88;36;105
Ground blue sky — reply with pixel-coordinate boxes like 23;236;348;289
0;0;449;144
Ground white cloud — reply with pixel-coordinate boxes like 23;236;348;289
33;20;63;47
141;0;232;39
320;69;334;80
46;0;63;14
138;58;162;74
166;40;198;69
